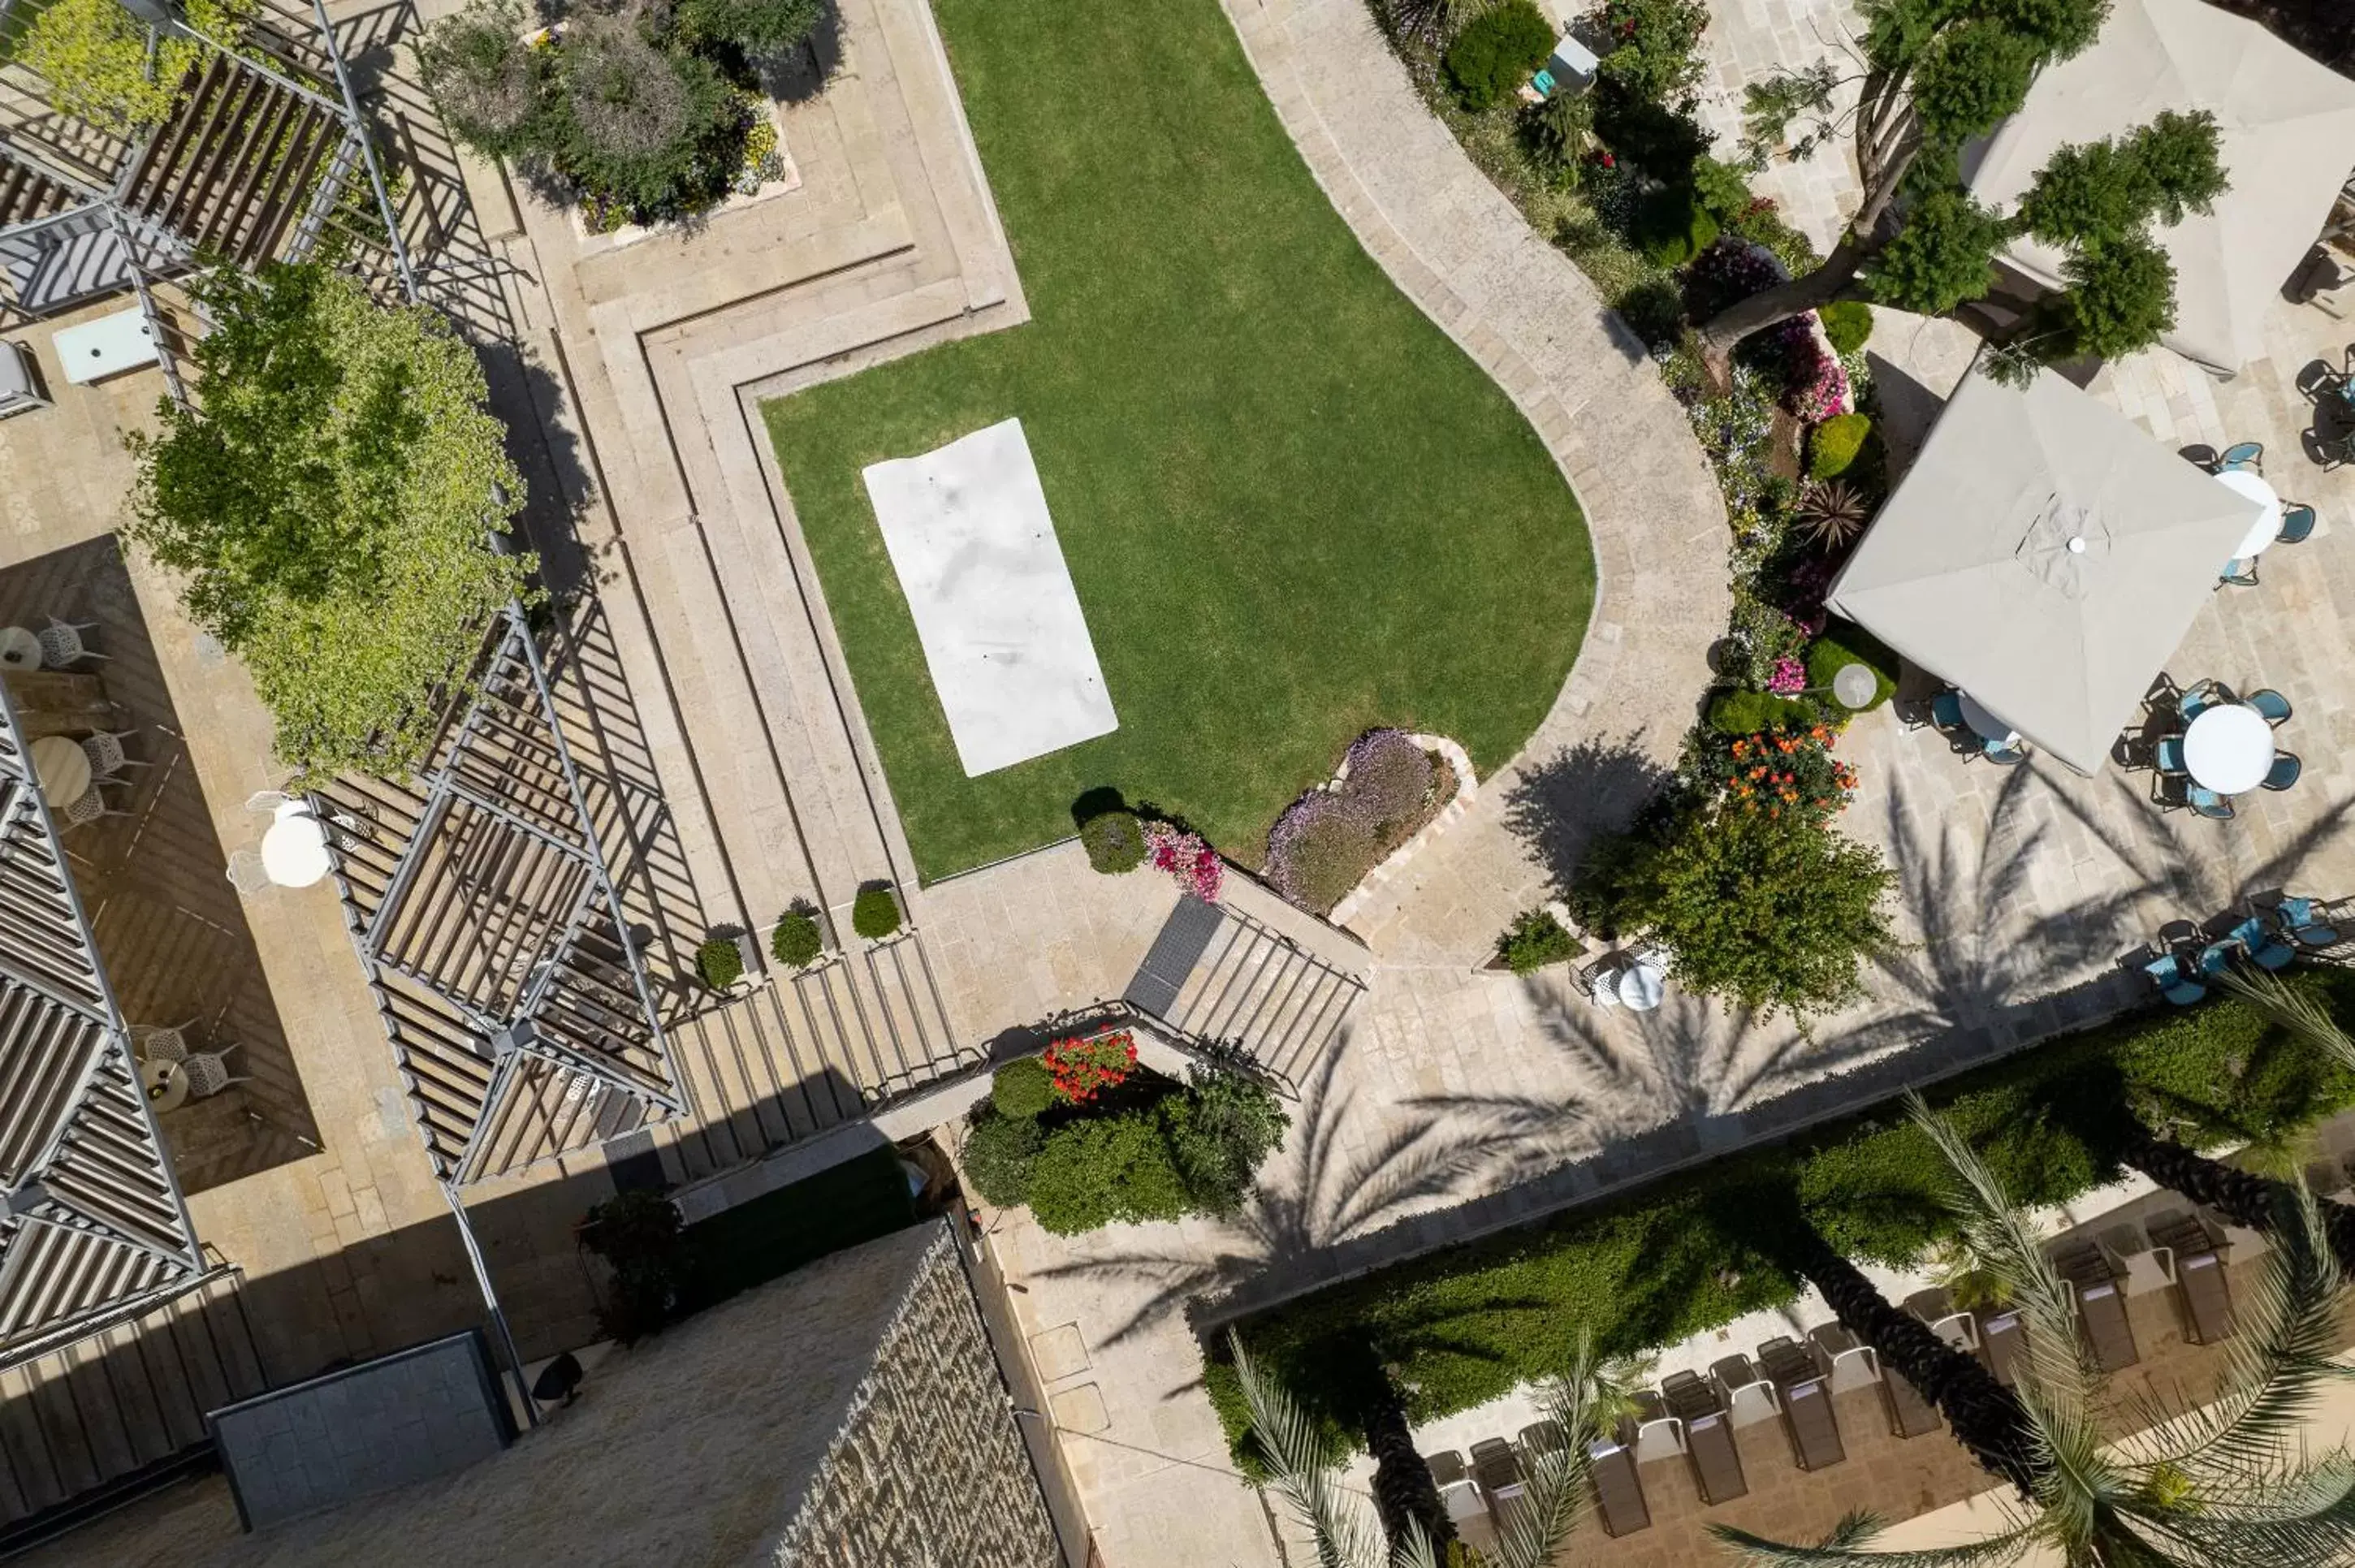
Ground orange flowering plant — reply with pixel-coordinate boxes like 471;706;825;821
1687;722;1856;821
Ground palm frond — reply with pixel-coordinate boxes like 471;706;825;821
2129;1457;2355;1568
1230;1333;1380;1568
1709;1510;2041;1567
2117;1186;2345;1483
1387;1515;1442;1568
1490;1334;1618;1568
2211;965;2355;1073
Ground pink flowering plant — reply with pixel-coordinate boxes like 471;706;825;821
1767;654;1808;695
1143;819;1224;902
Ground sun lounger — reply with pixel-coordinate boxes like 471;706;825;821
2198;1203;2268;1260
1806;1324;1882;1393
1627;1389;1687;1465
1904;1285;1981;1354
2098;1223;2177;1296
1471;1437;1528;1536
1662;1371;1748;1505
1427;1449;1494;1552
2052;1242;2140;1371
1587;1436;1651;1536
1978;1307;2025;1388
2150;1212;2235;1344
1709;1354;1781;1428
1759;1337;1846;1471
1882;1366;1943;1437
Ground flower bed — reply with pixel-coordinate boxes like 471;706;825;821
1264;729;1463;916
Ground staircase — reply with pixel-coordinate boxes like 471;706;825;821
0;1268;269;1547
1130;896;1367;1090
117;51;343;270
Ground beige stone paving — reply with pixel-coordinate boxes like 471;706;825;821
1695;0;1869;254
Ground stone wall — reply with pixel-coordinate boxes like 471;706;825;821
774;1229;1060;1567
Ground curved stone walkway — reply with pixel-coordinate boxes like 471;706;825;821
1222;0;1729;967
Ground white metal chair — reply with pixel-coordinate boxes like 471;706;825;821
59;785;125;829
226;849;272;895
181;1046;248;1098
36;619;102;667
129;1021;194;1064
80;730;145;777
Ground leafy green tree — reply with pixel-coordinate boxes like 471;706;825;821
1594;804;1896;1022
1720;1099;2355;1566
127;264;529;779
673;0;823;54
1704;0;2228;378
16;0;251;131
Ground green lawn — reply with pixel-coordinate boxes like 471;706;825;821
763;0;1593;880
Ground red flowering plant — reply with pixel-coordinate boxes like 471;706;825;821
1143;819;1224;902
1042;1030;1139;1106
1684;723;1856;822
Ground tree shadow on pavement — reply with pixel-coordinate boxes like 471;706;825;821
1502;736;1678;897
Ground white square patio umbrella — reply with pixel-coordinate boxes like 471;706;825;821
1824;367;2262;775
1963;0;2355;374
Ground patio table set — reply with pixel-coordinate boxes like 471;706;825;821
225;790;374;895
2138;893;2341;1004
2143;678;2299;819
1;616;149;828
2195;443;2318;585
127;1021;249;1112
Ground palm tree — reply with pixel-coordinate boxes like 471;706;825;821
1347;1340;1454;1558
1715;1097;2355;1566
1231;1330;1632;1568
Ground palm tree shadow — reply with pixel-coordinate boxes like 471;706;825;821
1035;1029;1577;1354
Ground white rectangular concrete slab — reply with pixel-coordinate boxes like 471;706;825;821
862;417;1117;775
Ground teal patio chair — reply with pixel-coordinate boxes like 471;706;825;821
2220;557;2260;586
2278;503;2317;544
2262;752;2301;792
2141;952;2206;1006
2188;785;2235;820
2219;441;2263;472
2153;735;2189;775
2229;915;2297;971
2247;689;2291;724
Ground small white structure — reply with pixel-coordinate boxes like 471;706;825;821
861;419;1118;777
1964;0;2355;373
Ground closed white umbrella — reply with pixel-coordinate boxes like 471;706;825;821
1825;367;2261;774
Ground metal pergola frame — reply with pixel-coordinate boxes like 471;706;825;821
0;679;207;1374
323;604;687;1190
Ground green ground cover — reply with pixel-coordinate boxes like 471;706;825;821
1208;973;2355;1453
763;0;1592;879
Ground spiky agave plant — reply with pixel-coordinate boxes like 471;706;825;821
1714;1095;2355;1567
1795;479;1869;550
1229;1331;1631;1568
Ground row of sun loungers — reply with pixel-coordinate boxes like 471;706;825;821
1458;1207;2249;1539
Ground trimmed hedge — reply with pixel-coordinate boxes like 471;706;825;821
1080;808;1147;874
1636;186;1720;267
1818;300;1873;355
1208;971;2355;1454
1808;412;1872;478
852;885;902;940
697;935;743;991
1497;908;1579;974
1706;689;1818;735
992;1056;1057;1121
771;907;824;968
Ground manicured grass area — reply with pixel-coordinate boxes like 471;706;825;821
1209;973;2355;1453
763;0;1592;879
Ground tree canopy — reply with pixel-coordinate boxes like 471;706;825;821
127;264;531;779
1708;0;2228;375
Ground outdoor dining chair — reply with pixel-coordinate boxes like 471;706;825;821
2196;938;2242;978
36;618;102;667
2179;680;2230;721
2271;895;2341;948
80;730;145;778
1982;735;2029;765
2219;441;2264;472
181;1046;249;1099
1929;690;1967;732
2247;689;2292;724
2141;951;2207;1005
59;785;126;830
2188;785;2236;821
2279;503;2317;544
2152;735;2189;775
2219;556;2260;587
2228;914;2297;970
225;849;272;896
128;1020;194;1064
2263;752;2302;792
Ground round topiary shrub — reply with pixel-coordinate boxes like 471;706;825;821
697;935;743;991
1635;186;1720;267
961;1108;1044;1207
852;884;901;941
1818;300;1873;356
1444;0;1556;110
1079;808;1146;874
992;1056;1056;1121
1808;413;1872;479
771;906;823;969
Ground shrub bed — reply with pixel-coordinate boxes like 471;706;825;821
1444;0;1555;110
1080;807;1147;874
1497;909;1579;974
962;1056;1289;1236
1265;730;1456;915
1210;970;2355;1451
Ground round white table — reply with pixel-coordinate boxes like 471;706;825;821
2216;469;2284;559
1831;663;1879;711
2182;702;2274;793
1618;961;1666;1012
28;736;90;808
140;1057;188;1112
261;806;332;888
1957;693;2018;745
0;628;41;671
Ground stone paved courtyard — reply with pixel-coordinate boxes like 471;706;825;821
2;0;2355;1557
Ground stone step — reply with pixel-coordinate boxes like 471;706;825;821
1153;901;1368;1090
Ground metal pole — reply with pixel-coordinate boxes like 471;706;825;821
439;1181;541;1429
307;0;417;302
